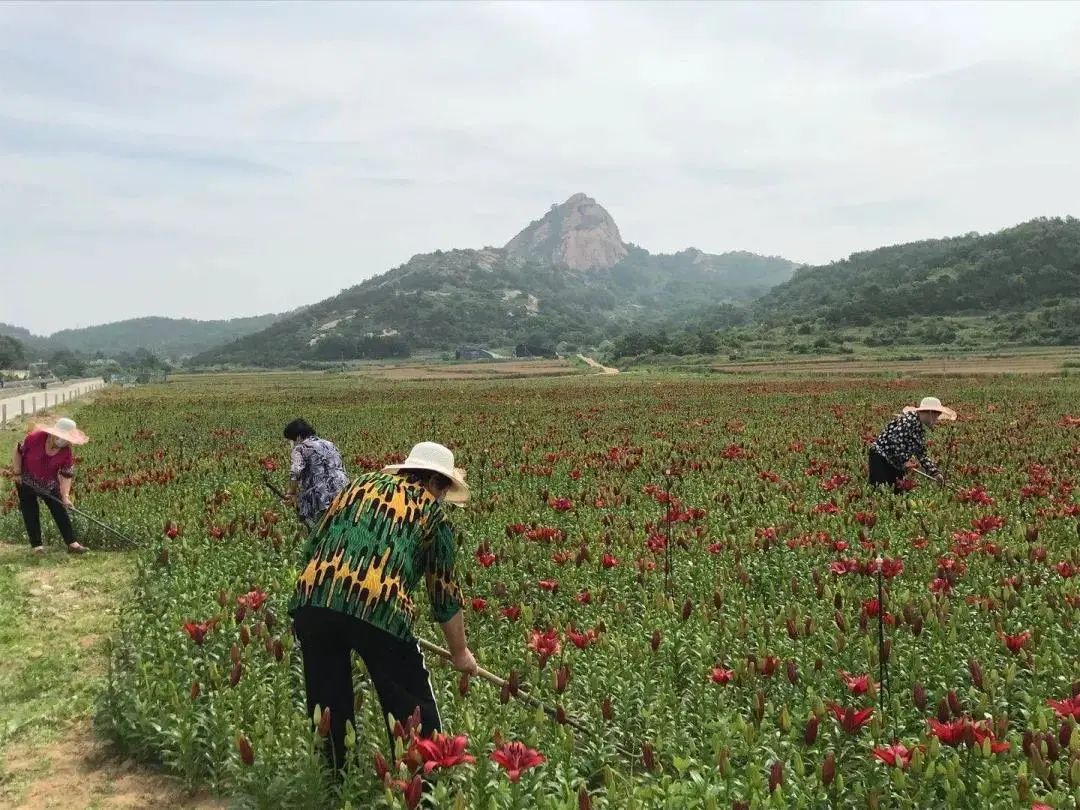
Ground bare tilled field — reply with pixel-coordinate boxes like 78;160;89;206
351;358;580;380
712;350;1078;376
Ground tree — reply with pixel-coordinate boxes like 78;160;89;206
0;335;25;369
49;349;87;379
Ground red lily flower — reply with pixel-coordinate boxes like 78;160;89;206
710;667;734;685
567;625;599;650
575;589;591;604
872;742;915;769
928;718;967;747
182;619;216;645
840;671;877;696
528;628;561;658
471;597;487;612
1047;694;1080;721
999;630;1031;655
490;741;545;782
827;702;874;734
538;579;559;592
500;604;522;622
549;497;574;512
408;732;476;774
475;549;497;567
602;553;619;569
1056;561;1076;578
236;589;268;612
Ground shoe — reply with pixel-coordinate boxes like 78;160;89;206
66;542;89;555
31;546;46;555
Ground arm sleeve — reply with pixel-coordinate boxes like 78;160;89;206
289;445;305;482
424;515;463;624
915;439;939;477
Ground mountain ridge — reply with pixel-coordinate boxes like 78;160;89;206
190;194;798;366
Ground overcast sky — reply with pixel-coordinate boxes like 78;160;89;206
2;1;1079;334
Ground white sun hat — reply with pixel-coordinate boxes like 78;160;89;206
902;396;957;421
35;417;89;445
382;442;470;505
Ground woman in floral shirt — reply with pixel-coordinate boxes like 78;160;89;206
290;441;477;772
283;419;349;529
869;396;956;491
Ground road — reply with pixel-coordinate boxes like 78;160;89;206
577;354;620;375
0;378;105;426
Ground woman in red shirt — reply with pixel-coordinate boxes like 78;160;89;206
11;417;90;554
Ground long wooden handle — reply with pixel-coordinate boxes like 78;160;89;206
417;638;598;738
417;638;509;688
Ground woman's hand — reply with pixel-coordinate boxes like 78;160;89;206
451;647;478;675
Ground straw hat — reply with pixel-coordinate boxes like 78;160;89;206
36;417;89;445
902;396;957;422
383;442;470;505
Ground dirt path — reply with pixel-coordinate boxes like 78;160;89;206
2;721;225;810
577;354;620;375
0;545;225;810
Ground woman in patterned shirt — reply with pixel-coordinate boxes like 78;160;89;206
283;419;349;529
289;441;477;772
869;396;956;491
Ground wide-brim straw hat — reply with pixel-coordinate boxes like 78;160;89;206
383;441;470;505
902;396;957;422
36;417;90;445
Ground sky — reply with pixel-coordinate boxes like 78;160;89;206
2;1;1079;335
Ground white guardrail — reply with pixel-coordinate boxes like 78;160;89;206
0;378;106;427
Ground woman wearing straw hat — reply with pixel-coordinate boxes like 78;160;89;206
10;417;90;554
869;396;957;492
289;441;478;772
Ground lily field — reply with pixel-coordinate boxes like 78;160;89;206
1;372;1078;809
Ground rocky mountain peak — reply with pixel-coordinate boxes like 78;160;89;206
504;193;629;271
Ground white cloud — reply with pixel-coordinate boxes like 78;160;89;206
1;1;1079;333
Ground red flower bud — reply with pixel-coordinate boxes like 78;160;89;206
236;734;254;766
317;707;332;737
641;742;656;771
821;752;836;786
786;660;799;685
239;625;250;646
913;682;927;712
230;643;241;664
500;682;511;704
556;705;568;725
769;760;783;794
681;599;693;621
968;658;984;690
373;751;390;782
230;661;243;687
804;714;819;745
650;630;662;652
947;689;962;717
273;638;284;661
602;696;614;722
190;681;200;700
578;787;592;810
937;697;951;723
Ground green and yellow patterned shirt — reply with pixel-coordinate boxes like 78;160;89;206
288;471;463;640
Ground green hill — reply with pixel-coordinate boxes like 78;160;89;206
757;217;1080;327
1;313;288;363
192;195;797;367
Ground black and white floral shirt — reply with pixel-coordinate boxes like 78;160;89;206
870;412;939;476
290;437;350;522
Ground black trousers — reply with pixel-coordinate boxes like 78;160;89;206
292;606;441;771
17;483;76;548
868;449;905;492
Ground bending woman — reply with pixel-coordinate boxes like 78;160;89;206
12;417;89;554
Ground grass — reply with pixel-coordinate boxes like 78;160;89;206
0;395;136;803
0;546;135;793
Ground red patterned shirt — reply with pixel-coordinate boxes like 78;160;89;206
18;430;74;492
